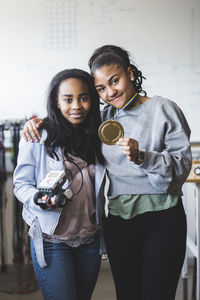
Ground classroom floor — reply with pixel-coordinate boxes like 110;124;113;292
0;259;194;300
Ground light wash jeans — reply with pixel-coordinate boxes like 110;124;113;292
30;234;101;300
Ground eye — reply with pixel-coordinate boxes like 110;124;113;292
80;96;88;102
97;86;105;93
111;78;119;85
64;98;72;103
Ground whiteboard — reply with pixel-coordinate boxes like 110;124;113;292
0;0;200;141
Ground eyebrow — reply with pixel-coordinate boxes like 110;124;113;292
62;94;73;97
62;92;89;97
95;73;119;88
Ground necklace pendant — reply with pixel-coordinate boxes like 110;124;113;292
98;120;124;145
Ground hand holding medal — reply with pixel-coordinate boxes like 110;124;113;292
98;93;138;145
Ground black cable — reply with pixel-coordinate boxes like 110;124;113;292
61;167;73;191
63;159;84;196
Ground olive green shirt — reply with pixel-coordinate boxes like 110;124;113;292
108;194;179;220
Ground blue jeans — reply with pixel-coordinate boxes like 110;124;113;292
30;235;101;300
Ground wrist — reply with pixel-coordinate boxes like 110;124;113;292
135;150;145;165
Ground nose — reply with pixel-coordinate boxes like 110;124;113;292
107;86;117;98
71;100;81;110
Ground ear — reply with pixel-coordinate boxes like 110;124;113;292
127;66;134;81
56;101;60;109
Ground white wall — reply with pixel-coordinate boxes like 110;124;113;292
0;0;200;265
0;0;200;141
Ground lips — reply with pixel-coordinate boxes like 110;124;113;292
70;113;84;119
110;95;122;103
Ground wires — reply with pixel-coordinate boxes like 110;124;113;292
63;167;73;191
63;158;84;196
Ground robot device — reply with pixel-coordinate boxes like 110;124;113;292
34;170;73;208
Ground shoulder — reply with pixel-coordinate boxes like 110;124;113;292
39;129;47;143
149;95;179;109
149;95;190;136
100;105;115;121
149;95;186;118
18;129;47;153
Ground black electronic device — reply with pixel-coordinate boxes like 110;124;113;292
34;170;73;209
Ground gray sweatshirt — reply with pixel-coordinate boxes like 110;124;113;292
100;95;192;196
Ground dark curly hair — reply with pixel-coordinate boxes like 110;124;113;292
88;45;147;96
43;68;104;165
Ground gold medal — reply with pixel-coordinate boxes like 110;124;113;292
98;120;124;145
98;93;138;145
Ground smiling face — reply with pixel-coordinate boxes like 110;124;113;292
57;78;91;126
93;64;135;109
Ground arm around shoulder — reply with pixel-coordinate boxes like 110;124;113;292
22;118;44;142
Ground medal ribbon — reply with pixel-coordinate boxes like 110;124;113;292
113;92;138;119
